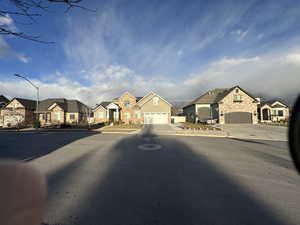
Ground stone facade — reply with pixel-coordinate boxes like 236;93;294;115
39;101;88;126
93;92;172;124
218;87;258;124
1;99;35;127
183;86;258;124
115;92;142;124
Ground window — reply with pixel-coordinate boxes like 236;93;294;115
55;112;61;121
235;88;239;93
153;97;159;105
233;95;242;102
125;112;131;119
70;114;75;120
124;101;130;107
278;110;283;116
136;111;141;119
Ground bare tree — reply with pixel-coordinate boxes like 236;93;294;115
0;0;93;43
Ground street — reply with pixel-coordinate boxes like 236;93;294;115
1;126;300;225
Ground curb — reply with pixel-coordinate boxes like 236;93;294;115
227;135;287;142
158;133;227;138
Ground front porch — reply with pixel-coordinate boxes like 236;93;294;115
106;103;120;122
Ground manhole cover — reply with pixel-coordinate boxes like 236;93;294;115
138;144;162;151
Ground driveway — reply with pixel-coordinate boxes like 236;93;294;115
217;124;288;141
142;124;180;134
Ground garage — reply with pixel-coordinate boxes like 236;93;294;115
225;112;252;124
144;112;168;124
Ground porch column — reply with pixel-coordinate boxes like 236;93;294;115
116;108;119;121
107;109;109;121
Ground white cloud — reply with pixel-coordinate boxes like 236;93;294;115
212;57;260;66
0;14;16;31
231;29;249;42
1;49;300;106
285;54;300;64
0;38;30;63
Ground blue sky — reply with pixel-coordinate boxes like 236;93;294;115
1;0;300;105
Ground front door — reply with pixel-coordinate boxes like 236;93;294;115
262;109;269;120
109;109;115;122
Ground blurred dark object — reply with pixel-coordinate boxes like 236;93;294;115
289;95;300;174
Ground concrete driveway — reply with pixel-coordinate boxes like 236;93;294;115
143;124;180;134
217;124;288;141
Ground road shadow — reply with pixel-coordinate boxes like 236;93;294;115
45;127;290;225
0;131;99;161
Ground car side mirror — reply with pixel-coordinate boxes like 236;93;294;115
289;95;300;174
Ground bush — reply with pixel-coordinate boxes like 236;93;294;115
104;121;110;126
32;120;41;129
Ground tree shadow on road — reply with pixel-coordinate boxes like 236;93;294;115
45;126;290;225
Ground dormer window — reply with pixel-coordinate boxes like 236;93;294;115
153;97;159;105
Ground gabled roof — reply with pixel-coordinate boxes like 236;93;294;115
6;98;36;110
99;101;112;108
0;95;9;104
259;99;289;108
184;86;257;108
39;98;66;112
137;91;172;107
136;97;143;102
39;98;88;113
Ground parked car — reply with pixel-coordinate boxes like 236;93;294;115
198;118;218;125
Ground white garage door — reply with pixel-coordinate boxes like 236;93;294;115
144;112;168;124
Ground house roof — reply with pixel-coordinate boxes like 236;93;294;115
39;98;88;113
39;98;66;111
136;97;143;102
9;98;36;110
99;101;112;108
184;86;257;108
112;96;143;102
259;99;289;108
185;88;232;107
0;95;9;104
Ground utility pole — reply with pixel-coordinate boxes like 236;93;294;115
14;74;40;123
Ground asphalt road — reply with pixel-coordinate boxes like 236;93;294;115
1;127;300;225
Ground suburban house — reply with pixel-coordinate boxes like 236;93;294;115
183;86;259;124
38;98;90;126
258;99;289;122
0;95;10;127
93;92;172;124
1;98;36;127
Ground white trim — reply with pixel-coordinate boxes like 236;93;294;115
93;104;106;112
137;91;172;107
106;102;120;109
271;101;288;108
48;103;63;111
